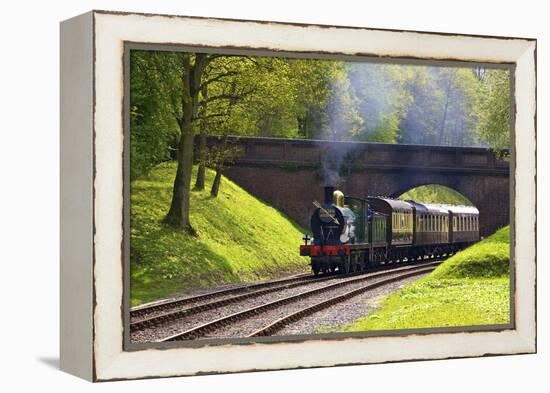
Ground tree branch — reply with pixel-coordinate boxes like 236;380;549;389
195;112;229;120
204;93;244;104
199;71;239;90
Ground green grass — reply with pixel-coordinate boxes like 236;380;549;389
400;184;473;206
130;162;309;306
328;226;511;332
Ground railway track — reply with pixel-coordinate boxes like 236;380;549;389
130;272;313;320
157;260;440;342
130;273;335;332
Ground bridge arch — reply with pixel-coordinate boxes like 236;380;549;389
395;184;474;206
385;176;480;207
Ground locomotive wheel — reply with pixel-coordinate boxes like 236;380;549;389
312;265;320;276
340;256;350;275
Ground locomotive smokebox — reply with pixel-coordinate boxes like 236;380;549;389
324;185;335;205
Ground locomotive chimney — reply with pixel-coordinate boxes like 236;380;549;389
324;185;335;205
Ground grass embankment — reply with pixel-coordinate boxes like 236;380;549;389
337;226;511;331
130;162;309;306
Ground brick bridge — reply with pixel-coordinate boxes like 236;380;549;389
204;136;510;237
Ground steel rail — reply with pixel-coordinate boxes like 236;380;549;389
130;273;312;319
158;261;440;342
248;267;435;337
130;275;335;332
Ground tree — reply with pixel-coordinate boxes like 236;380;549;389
129;51;181;180
476;69;511;151
397;66;483;147
163;53;211;233
204;139;243;197
324;63;363;141
193;56;258;190
347;63;412;143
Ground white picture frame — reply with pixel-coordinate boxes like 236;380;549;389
60;10;536;381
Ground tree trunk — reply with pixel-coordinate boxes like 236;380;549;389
164;127;196;234
438;78;453;145
195;132;206;190
210;169;222;197
195;83;208;190
164;53;205;234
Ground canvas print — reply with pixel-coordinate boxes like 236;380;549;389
127;49;511;345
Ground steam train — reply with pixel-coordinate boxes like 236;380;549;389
300;186;479;275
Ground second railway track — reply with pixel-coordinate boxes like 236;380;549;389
156;260;440;342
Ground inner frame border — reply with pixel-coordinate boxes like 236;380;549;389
121;41;518;352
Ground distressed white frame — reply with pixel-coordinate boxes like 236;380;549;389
60;10;536;381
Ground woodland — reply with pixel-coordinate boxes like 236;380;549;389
130;50;511;232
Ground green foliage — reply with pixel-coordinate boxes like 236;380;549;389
324;63;364;140
324;225;510;332
398;67;482;146
476;69;511;151
399;184;473;205
348;63;411;143
130;50;182;179
130;162;309;305
431;226;510;279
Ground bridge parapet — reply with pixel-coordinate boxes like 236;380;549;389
203;136;509;175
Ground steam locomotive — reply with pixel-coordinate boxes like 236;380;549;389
300;186;479;275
